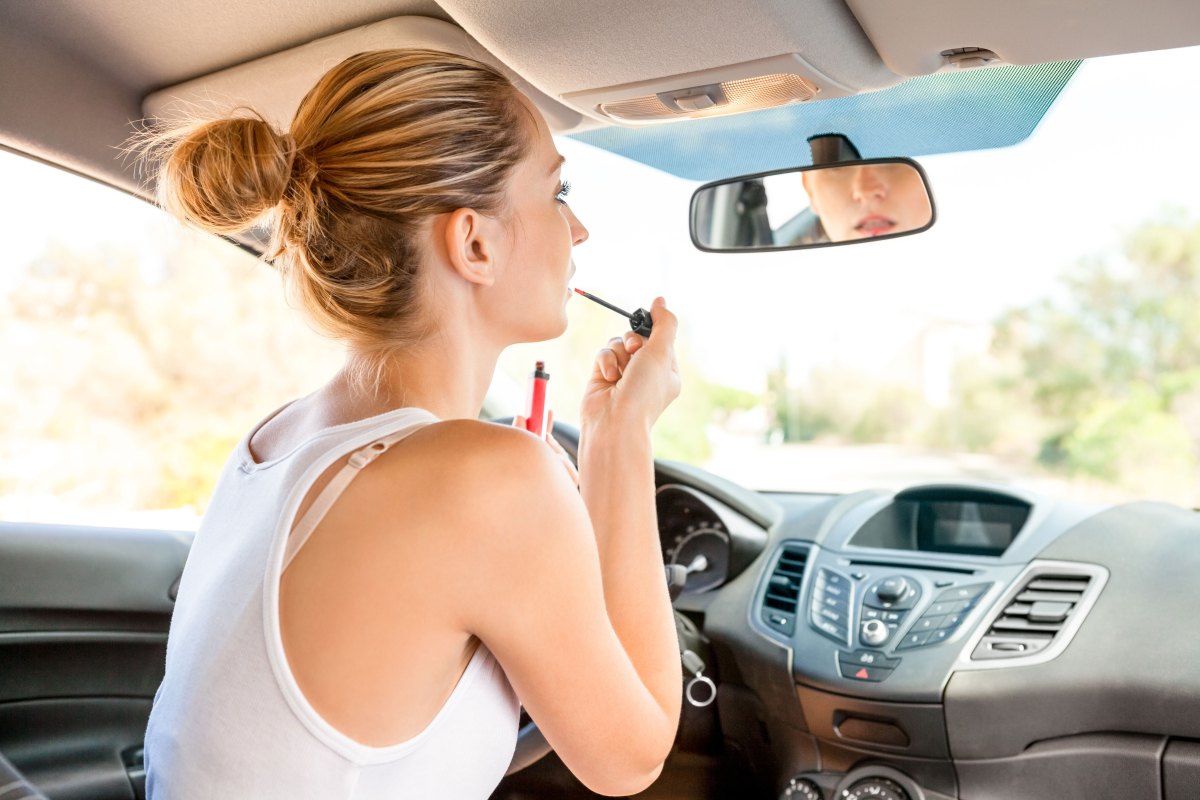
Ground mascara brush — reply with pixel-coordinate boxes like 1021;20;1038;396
572;288;653;337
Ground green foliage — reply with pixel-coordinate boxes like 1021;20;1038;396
652;348;757;463
0;231;342;521
938;213;1200;499
1059;385;1192;484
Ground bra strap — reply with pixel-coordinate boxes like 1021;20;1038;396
282;424;427;571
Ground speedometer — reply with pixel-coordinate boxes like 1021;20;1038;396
656;485;736;594
840;778;909;800
667;525;731;593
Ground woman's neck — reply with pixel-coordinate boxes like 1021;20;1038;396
331;332;501;422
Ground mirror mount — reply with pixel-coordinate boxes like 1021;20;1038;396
808;133;862;165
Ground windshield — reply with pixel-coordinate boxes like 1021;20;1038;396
5;47;1200;532
498;45;1200;507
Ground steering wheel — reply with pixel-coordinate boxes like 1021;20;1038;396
490;416;581;775
0;751;49;799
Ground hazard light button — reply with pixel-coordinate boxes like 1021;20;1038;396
837;661;895;682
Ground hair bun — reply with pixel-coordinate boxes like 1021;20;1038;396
152;113;292;235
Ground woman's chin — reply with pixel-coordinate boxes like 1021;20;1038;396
514;316;569;345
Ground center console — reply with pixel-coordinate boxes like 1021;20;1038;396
749;485;1108;798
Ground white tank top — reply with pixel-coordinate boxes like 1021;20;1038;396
144;406;520;798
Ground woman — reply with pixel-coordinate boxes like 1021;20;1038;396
799;162;933;242
141;49;682;798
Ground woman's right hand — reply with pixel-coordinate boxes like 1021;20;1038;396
579;297;681;432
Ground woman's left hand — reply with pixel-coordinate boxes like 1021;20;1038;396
512;409;579;487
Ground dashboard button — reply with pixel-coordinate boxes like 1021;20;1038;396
882;610;905;623
912;615;943;632
939;613;963;629
822;584;849;600
819;607;846;624
813;618;849;642
896;630;933;650
949;600;972;613
929;629;952;643
840;650;902;669
935;583;991;602
838;662;894;681
927;601;956;616
862;608;882;620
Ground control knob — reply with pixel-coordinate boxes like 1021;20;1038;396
875;576;910;603
860;619;889;647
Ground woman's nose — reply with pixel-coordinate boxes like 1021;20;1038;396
852;167;888;202
566;204;589;246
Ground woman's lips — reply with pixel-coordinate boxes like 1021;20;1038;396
855;215;897;236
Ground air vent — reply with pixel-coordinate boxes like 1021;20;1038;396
761;545;807;636
972;574;1092;660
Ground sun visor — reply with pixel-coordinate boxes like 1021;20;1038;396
844;0;1200;77
141;16;588;134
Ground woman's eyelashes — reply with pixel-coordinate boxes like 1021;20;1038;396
555;179;572;205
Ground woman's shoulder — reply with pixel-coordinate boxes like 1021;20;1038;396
403;417;547;461
341;417;585;571
366;417;569;507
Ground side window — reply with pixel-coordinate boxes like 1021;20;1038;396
0;151;342;530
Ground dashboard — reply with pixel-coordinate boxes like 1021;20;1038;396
651;459;1200;800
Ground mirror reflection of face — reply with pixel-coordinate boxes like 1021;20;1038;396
800;163;932;242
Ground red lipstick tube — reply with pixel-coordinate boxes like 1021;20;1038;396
525;361;550;437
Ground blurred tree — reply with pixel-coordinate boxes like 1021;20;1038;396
939;213;1200;500
0;230;342;522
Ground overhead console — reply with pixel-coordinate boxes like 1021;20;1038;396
438;0;903;126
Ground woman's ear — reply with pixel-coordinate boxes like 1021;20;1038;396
443;207;499;287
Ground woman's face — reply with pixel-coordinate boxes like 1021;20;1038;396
800;163;932;242
490;93;589;343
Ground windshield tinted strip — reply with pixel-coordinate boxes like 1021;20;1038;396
570;60;1081;181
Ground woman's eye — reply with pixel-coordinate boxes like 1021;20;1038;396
555;179;572;204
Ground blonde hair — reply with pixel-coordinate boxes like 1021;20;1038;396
139;49;531;384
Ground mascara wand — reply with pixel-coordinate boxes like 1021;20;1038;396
572;289;653;337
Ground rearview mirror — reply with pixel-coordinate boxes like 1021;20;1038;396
690;158;935;252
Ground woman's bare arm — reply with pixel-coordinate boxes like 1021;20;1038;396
455;427;680;796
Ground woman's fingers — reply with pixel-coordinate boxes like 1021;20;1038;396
512;414;527;430
596;335;645;383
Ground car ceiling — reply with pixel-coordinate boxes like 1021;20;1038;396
2;0;1199;199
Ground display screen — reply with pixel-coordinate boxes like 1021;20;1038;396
849;491;1031;556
